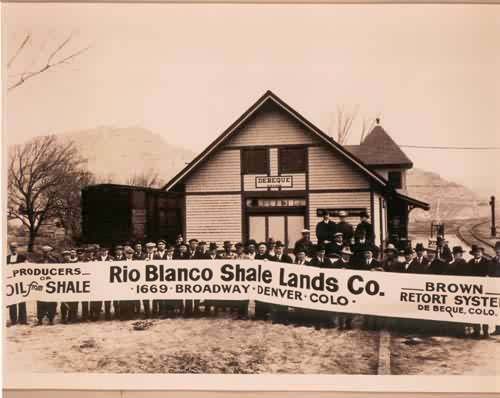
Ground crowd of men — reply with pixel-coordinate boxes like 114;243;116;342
6;210;500;339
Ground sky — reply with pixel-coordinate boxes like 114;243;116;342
3;3;499;197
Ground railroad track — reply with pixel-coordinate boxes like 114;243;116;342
456;220;495;258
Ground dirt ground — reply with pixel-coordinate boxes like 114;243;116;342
5;317;380;374
391;333;500;375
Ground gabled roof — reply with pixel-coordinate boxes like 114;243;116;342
345;125;413;169
163;90;388;191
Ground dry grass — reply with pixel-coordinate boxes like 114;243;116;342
5;317;380;374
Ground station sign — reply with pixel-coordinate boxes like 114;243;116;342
246;198;306;208
255;175;293;188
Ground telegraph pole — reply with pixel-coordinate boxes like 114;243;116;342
490;196;497;237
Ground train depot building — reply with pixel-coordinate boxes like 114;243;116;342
82;91;429;249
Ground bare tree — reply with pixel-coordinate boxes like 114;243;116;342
329;105;381;144
126;170;164;188
7;32;91;92
8;135;92;251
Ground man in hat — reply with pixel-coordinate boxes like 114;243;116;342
133;242;145;260
355;212;374;244
336;211;354;245
406;243;429;274
6;242;27;325
245;239;257;259
174;234;185;256
114;245;125;261
267;238;277;259
234;242;246;259
467;245;490;338
327;232;344;258
193;241;206;259
294;229;314;258
174;242;190;260
188;238;199;259
36;245;58;325
316;212;336;247
294;246;310;266
80;245;96;321
76;247;86;262
309;244;335;268
424;247;446;275
220;241;236;260
381;243;399;272
69;249;79;263
335;247;355;329
60;250;79;323
139;242;157;318
273;241;293;263
359;246;382;271
436;235;452;263
154;240;168;260
255;242;269;260
445;246;467;276
94;246;114;321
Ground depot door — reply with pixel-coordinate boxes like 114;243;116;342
248;214;305;249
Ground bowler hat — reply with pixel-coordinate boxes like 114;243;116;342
415;243;425;252
294;245;306;254
258;242;268;248
235;242;243;248
275;240;285;248
341;246;353;256
452;246;464;254
267;238;276;245
469;244;483;255
384;243;397;253
198;241;207;246
157;239;167;245
188;238;198;244
247;239;257;247
209;242;218;250
314;244;326;252
223;240;232;247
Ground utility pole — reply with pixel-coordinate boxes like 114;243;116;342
490;196;497;237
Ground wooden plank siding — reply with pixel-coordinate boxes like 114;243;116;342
185;149;241;193
373;192;382;247
185;194;241;244
225;108;320;147
308;192;371;243
308;146;370;190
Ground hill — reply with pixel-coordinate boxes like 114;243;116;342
59;126;195;187
406;168;489;222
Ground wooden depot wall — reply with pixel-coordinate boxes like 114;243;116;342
182;106;386;247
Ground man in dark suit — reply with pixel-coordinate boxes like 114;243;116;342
294;229;314;258
467;245;490;338
6;242;27;325
270;241;293;324
326;232;344;258
255;242;269;260
152;240;168;317
309;244;335;268
316;212;336;248
195;241;208;259
94;246;114;320
174;243;190;260
335;247;355;329
60;250;79;324
355;212;374;244
36;245;58;325
445;246;468;276
133;242;145;260
423;247;446;275
381;243;399;272
188;239;199;259
406;243;429;274
294;246;310;266
336;211;354;245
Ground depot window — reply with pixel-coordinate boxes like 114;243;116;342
242;148;269;174
279;147;307;174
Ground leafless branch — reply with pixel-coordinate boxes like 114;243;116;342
7;34;91;92
7;33;31;69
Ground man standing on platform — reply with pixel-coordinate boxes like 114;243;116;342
355;212;374;244
316;212;336;248
336;211;354;245
6;242;27;326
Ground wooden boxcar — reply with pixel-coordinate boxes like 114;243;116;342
81;184;183;246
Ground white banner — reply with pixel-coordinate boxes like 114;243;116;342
4;260;500;324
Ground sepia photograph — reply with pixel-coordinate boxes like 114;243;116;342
2;1;500;393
